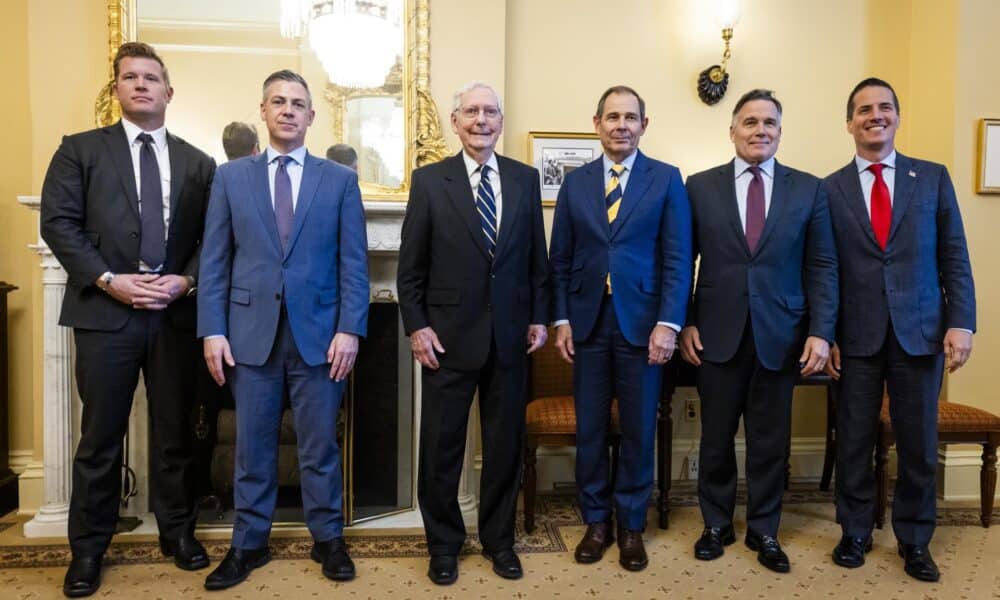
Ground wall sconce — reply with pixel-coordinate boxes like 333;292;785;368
697;0;740;105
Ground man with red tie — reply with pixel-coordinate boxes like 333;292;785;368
823;78;976;582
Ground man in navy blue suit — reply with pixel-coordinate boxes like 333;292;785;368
549;85;692;572
824;78;975;582
679;89;838;573
198;70;369;590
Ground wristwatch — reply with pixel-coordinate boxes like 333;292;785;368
97;271;115;291
184;275;197;297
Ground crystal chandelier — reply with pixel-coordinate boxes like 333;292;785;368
280;0;401;89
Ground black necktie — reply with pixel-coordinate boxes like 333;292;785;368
137;133;166;269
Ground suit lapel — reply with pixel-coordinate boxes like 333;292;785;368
443;153;491;261
835;160;880;248
753;161;789;257
888;153;916;247
716;160;750;257
583;158;611;239
250;152;283;256
610;151;652;239
493;156;522;265
102;122;140;221
285;152;322;257
165;132;186;233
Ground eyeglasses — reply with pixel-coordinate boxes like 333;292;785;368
456;106;501;120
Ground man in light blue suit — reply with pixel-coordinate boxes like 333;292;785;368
549;85;693;572
198;70;369;591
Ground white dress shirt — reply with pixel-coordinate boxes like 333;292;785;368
121;117;171;271
463;150;503;232
266;144;307;210
855;150;897;216
733;155;775;231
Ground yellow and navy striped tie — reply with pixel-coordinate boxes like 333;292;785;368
605;163;625;291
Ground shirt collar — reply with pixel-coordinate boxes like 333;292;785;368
266;144;308;166
855;149;897;174
734;155;775;179
462;150;499;178
602;150;638;174
121;117;167;149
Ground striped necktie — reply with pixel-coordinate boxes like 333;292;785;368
605;163;625;292
476;164;497;259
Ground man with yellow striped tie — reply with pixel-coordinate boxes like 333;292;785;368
550;85;693;572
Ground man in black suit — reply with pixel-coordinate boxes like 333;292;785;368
824;78;976;582
397;81;550;585
680;89;838;573
40;42;215;598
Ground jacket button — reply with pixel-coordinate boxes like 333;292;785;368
275;293;282;300
487;304;493;312
884;258;892;265
129;231;138;239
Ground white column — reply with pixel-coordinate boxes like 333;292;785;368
457;398;480;513
19;196;74;538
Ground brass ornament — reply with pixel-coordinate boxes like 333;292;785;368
697;65;729;106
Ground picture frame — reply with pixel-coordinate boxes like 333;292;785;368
527;131;602;206
977;118;1000;194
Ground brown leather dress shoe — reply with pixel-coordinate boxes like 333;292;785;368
574;522;614;564
617;529;648;572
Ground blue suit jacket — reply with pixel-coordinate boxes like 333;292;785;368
686;160;838;370
550;150;692;346
822;153;975;357
197;151;369;366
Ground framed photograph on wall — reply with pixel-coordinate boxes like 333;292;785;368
527;131;602;206
977;118;1000;194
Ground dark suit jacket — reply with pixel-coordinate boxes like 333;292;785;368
823;153;976;357
686;160;838;371
549;150;692;345
197;152;369;366
397;152;550;371
40;121;216;331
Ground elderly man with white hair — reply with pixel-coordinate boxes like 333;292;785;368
397;81;551;585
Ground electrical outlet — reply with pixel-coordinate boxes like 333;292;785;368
687;455;699;479
684;398;698;422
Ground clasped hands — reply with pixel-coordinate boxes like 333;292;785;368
410;324;548;370
101;273;189;310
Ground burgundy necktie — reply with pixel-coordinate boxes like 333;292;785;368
274;155;294;252
868;163;891;250
745;165;765;253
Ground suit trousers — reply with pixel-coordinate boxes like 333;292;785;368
70;309;198;557
836;327;943;546
574;295;663;531
418;337;527;556
228;311;346;550
696;320;797;537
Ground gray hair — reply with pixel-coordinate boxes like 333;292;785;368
451;81;503;115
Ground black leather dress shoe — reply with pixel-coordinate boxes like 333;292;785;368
314;537;355;581
694;525;736;560
745;530;790;573
63;555;102;598
617;529;648;572
898;544;940;582
204;547;271;591
574;522;614;564
427;554;458;585
482;548;523;580
832;535;873;568
160;534;210;571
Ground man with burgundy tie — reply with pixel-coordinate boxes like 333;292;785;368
823;78;975;582
199;70;369;590
550;86;692;572
41;42;216;597
679;89;838;573
397;81;550;585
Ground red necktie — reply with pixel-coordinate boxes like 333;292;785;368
868;163;891;250
745;166;765;253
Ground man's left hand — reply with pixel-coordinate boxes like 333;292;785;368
648;324;676;365
526;324;547;354
132;274;190;310
328;333;359;382
944;328;973;373
798;336;831;376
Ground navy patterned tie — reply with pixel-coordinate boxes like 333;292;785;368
136;133;165;269
274;155;294;252
476;164;497;259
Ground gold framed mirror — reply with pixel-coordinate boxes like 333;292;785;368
98;0;449;201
